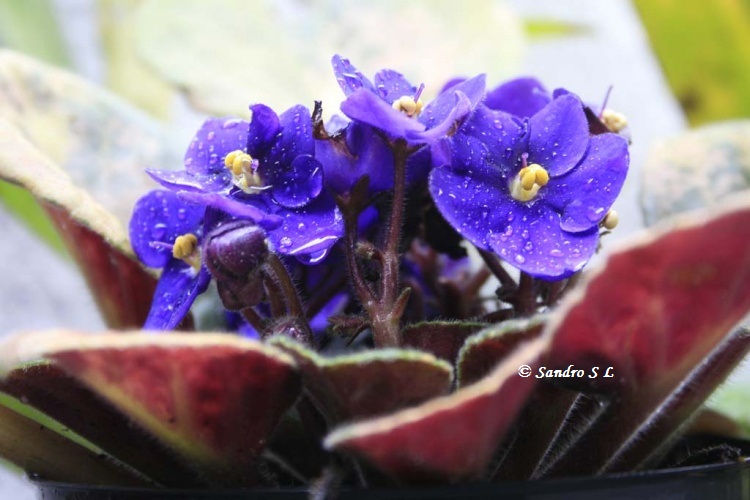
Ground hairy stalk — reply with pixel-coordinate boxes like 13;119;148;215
370;139;410;347
478;248;517;289
240;306;267;336
516;272;537;316
264;254;315;344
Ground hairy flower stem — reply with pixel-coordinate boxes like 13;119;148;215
240;306;267;335
478;248;517;289
264;254;315;344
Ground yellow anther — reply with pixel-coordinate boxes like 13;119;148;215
535;168;549;187
172;233;198;260
521;170;537;190
510;163;550;202
392;96;424;117
602;209;619;230
224;150;253;176
601;109;628;133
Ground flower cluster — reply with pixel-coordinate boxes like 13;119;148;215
130;55;629;340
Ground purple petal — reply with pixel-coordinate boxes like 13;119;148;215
419;74;486;130
265;105;313;169
147;168;230;193
268;196;344;265
315;122;394;194
129;190;204;269
184;118;249;177
143;261;211;330
487;202;599;279
176;191;282;230
439;77;467;94
340;89;426;139
271;154;324;209
407;91;472;145
332;55;376;96
248;104;281;155
373;69;415;104
428;158;513;252
459;106;527;167
542;133;629;232
485;77;551;118
527;94;589;176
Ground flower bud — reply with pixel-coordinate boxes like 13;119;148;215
204;221;269;310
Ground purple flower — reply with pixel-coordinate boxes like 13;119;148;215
484;77;551;118
332;55;486;146
128;190;212;329
148;104;344;264
429;93;629;279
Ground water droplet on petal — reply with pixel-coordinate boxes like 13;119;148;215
549;249;563;258
514;254;526;264
151;223;167;240
279;237;292;249
207;131;215;141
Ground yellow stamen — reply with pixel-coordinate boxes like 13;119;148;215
171;233;202;271
392;96;424;117
602;209;619;230
510;163;549;202
223;150;264;193
601;109;628;133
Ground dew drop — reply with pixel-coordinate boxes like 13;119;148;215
514;254;526;264
280;237;292;249
524;241;533;251
549;249;563;258
151;223;167;240
207;131;216;141
177;208;186;220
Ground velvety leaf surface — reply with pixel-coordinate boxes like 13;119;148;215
0;331;301;485
134;0;523;116
457;316;547;387
0;362;200;486
640;122;750;226
324;336;548;483
0;391;148;486
271;336;452;423
0;50;179;229
540;196;750;475
402;321;487;364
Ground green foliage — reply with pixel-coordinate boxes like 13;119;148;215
634;0;750;125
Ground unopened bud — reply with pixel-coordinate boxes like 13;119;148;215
204;221;269;309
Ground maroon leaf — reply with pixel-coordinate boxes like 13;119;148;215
44;204;158;329
457;315;546;387
540;197;750;475
402;321;487;363
324;336;548;483
271;336;453;423
0;363;200;486
0;331;301;485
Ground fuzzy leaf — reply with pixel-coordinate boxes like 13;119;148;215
0;391;148;486
402;321;487;364
324;336;548;483
457;316;546;387
640;122;750;226
0;331;301;485
134;0;523;116
540;196;750;475
0;362;201;486
0;49;178;327
271;336;452;423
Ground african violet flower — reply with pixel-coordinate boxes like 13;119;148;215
332;55;486;147
429;93;629;279
128;189;212;329
148;104;343;265
484;76;629;134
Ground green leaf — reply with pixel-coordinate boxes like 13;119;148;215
99;0;175;118
0;181;64;252
634;0;750;125
0;390;149;486
134;0;525;116
0;0;70;66
640;121;750;226
524;19;590;39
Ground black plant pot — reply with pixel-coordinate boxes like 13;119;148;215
33;459;750;500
